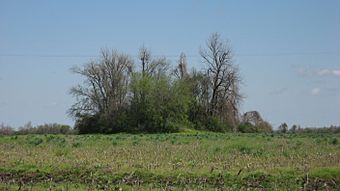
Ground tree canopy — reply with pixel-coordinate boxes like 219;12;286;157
69;33;271;133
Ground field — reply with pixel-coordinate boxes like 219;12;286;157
0;132;339;190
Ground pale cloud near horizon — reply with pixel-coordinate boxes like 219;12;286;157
317;69;331;76
295;66;340;78
332;70;340;77
314;69;340;77
311;87;320;95
317;69;340;77
293;66;339;97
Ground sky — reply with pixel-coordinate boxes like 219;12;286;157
0;0;339;128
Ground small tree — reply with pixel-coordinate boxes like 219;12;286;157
290;124;298;133
69;49;133;133
278;123;288;133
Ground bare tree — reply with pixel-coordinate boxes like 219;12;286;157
139;46;151;75
178;52;188;79
138;46;169;77
69;49;133;118
200;33;242;124
173;52;189;79
0;123;14;135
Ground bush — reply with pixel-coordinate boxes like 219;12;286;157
74;114;101;134
127;73;191;133
257;121;273;133
238;121;273;133
27;136;44;146
204;116;233;132
330;138;338;145
238;122;256;133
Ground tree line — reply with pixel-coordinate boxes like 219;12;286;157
1;122;339;135
0;122;74;135
68;33;249;133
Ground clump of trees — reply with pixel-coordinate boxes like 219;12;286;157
0;123;14;135
17;122;74;135
0;122;74;135
278;123;289;133
238;111;273;133
69;33;249;133
276;123;340;134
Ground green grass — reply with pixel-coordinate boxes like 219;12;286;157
0;132;339;190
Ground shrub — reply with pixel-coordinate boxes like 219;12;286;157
238;146;252;155
204;116;233;132
238;121;273;133
330;138;338;145
74;114;101;134
128;74;191;133
27;136;44;146
257;121;273;133
238;122;256;133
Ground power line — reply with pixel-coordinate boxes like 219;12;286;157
0;54;98;58
236;51;340;57
0;51;339;58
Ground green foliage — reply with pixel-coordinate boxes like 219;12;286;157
17;123;74;135
128;73;192;133
238;122;257;133
278;122;288;133
67;44;340;135
310;168;340;179
26;136;44;146
330;137;338;145
238;122;272;133
238;145;253;155
46;135;66;146
70;41;243;134
73;72;193;133
257;121;273;133
1;133;340;190
74;114;101;134
204;116;233;132
72;141;82;148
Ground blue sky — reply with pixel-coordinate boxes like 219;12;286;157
0;0;339;128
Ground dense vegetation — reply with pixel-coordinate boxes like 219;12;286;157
0;133;339;190
68;33;249;134
0;123;74;135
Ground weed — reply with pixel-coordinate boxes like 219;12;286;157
27;136;43;146
112;140;118;146
238;146;252;155
72;142;82;148
330;138;338;145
